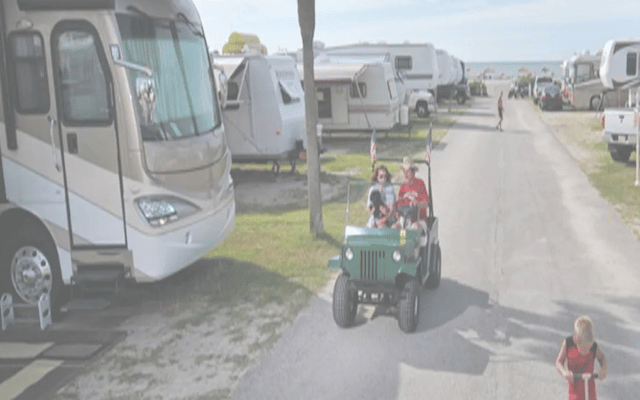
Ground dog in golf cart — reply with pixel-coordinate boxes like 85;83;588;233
328;158;442;333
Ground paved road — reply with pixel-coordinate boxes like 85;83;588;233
231;83;640;400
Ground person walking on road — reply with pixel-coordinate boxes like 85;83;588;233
555;315;608;400
496;91;504;131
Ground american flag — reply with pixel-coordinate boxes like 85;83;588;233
426;124;432;165
369;128;377;164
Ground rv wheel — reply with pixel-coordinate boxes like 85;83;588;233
271;161;280;176
0;221;64;317
416;102;429;118
589;95;602;111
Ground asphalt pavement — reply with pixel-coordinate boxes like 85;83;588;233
230;82;640;400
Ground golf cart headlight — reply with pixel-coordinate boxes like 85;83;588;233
136;196;200;227
344;247;354;261
393;250;402;262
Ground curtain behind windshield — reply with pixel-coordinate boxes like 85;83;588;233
117;14;219;140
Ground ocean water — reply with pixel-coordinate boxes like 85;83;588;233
465;60;563;80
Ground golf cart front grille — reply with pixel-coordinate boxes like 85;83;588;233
360;250;385;280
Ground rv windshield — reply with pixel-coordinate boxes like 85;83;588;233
569;63;594;84
116;14;220;141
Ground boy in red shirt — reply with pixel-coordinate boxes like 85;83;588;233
394;157;429;230
555;315;608;400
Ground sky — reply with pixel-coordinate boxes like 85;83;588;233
192;0;639;62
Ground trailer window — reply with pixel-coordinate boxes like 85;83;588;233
227;82;239;101
349;82;367;98
8;33;49;114
56;30;110;125
627;52;638;76
395;56;412;70
279;81;300;104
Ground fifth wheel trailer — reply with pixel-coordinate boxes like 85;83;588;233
0;0;236;313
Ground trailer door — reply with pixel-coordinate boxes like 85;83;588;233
51;22;126;248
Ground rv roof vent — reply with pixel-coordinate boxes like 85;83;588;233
313;41;325;50
403;40;410;44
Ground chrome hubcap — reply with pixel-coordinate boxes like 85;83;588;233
11;246;52;303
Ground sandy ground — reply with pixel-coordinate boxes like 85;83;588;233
55;166;347;400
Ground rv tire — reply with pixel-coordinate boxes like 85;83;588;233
0;221;64;318
589;95;602;111
416;102;429;118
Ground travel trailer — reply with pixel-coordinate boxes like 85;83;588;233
298;59;402;132
435;49;457;102
600;38;640;92
212;54;306;174
561;50;626;110
316;42;439;117
0;0;235;313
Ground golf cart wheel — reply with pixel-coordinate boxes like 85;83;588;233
416;102;429;118
332;273;357;328
398;278;420;333
1;221;64;318
424;244;441;289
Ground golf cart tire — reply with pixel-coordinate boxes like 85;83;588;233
332;272;357;328
398;278;420;333
424;244;441;289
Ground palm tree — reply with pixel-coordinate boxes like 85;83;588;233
298;0;324;236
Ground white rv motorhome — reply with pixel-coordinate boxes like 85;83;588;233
212;54;306;174
298;59;402;132
317;42;439;118
561;50;626;110
0;0;235;312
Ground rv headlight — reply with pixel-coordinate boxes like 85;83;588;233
392;250;402;262
136;196;200;227
344;247;354;261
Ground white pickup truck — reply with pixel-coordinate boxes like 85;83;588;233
603;108;638;162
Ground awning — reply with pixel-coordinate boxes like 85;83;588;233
212;56;246;79
297;62;367;84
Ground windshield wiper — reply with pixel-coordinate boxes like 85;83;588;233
176;12;204;38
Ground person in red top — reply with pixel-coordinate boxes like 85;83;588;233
496;91;504;131
395;157;429;230
555;315;608;400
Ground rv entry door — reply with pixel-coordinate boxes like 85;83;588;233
51;21;126;248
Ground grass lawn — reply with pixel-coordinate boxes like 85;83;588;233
203;112;457;311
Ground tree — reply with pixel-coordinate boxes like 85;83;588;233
298;0;324;237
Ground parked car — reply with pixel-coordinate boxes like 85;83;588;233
533;75;553;104
539;84;563;110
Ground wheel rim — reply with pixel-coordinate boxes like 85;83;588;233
413;293;419;318
10;246;52;303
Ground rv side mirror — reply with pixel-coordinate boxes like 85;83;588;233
136;76;157;125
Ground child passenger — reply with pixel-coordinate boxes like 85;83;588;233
555;315;608;400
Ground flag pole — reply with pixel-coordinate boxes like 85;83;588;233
427;123;434;218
